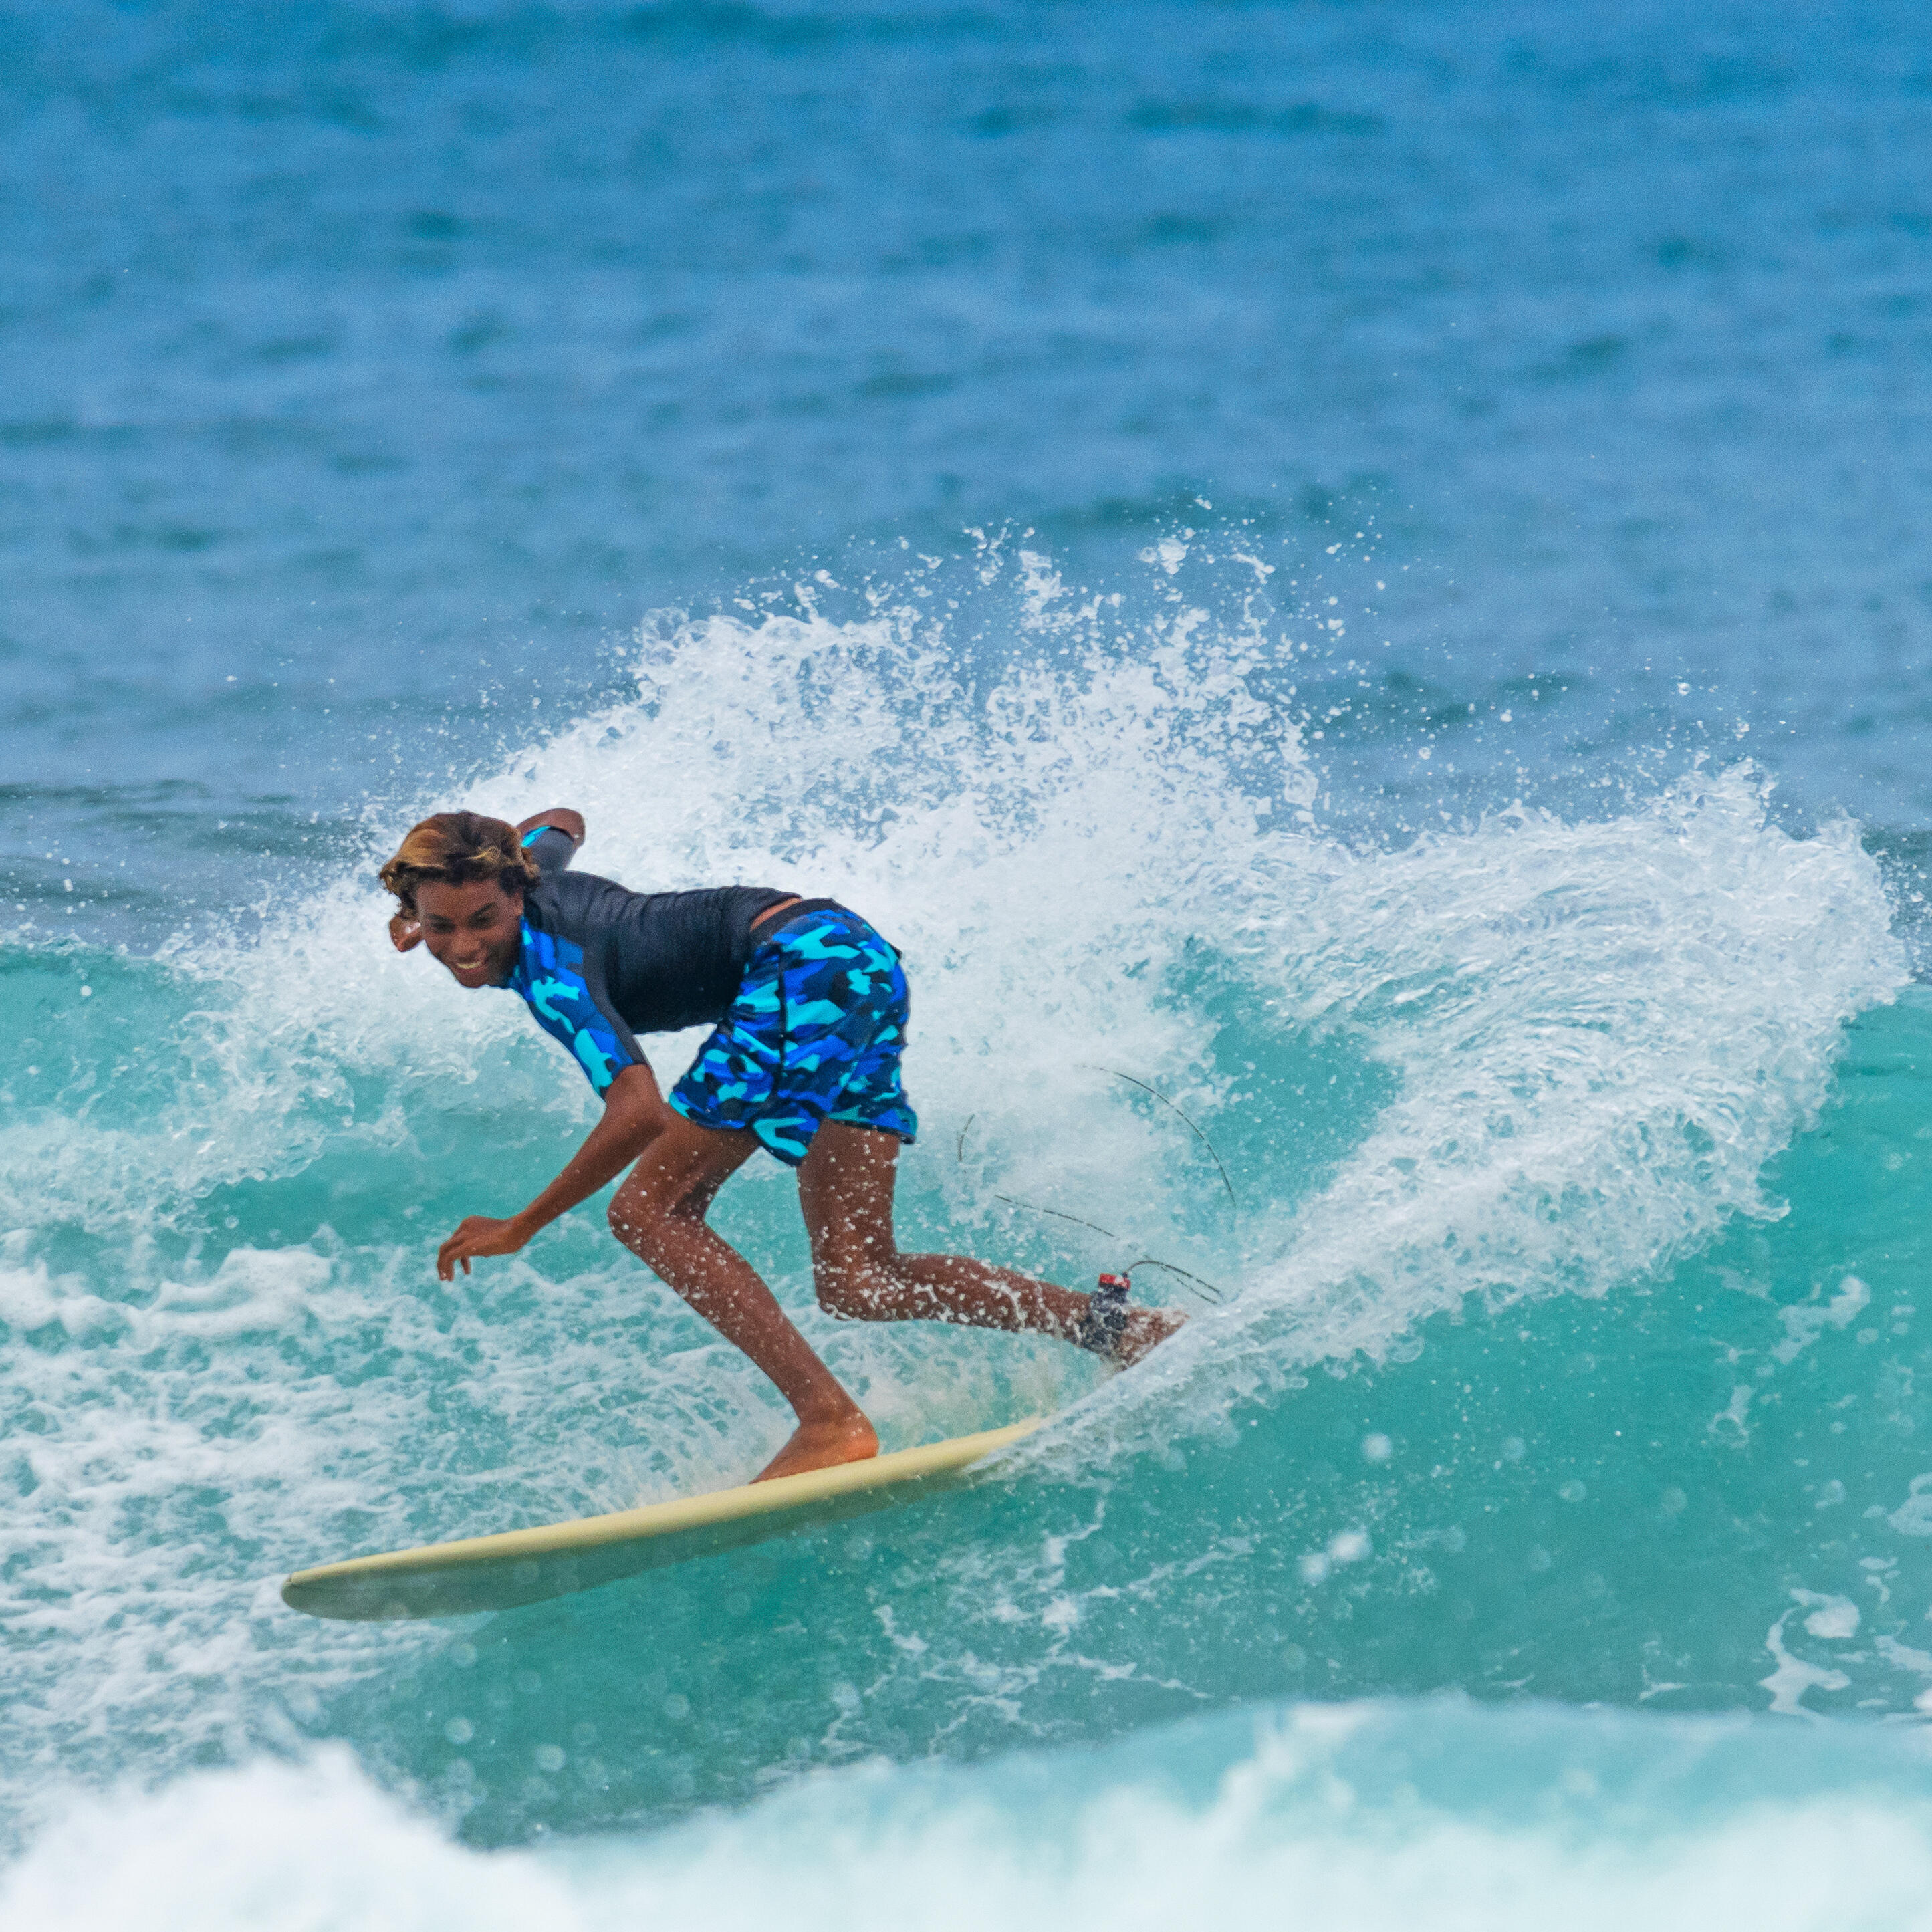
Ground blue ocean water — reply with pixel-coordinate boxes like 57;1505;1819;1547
7;2;1932;1923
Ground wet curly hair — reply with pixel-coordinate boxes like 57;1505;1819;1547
378;811;539;913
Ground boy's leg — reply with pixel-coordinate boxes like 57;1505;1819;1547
608;1114;878;1479
797;1123;1183;1362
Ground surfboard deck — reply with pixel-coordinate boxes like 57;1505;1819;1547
281;1417;1044;1622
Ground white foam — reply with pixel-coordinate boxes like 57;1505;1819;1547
11;1703;1932;1932
1775;1276;1872;1364
1762;1607;1854;1718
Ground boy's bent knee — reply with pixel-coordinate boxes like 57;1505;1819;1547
814;1264;878;1321
815;1255;911;1321
608;1187;668;1254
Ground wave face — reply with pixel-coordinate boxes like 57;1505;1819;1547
1;584;1922;1882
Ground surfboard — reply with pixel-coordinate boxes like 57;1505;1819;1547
281;1417;1044;1622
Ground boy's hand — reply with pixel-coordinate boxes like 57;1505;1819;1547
437;1214;533;1280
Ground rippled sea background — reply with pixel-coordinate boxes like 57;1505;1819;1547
9;3;1932;1924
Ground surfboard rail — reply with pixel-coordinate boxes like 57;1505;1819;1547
281;1417;1044;1622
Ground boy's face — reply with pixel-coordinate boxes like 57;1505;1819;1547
412;878;523;988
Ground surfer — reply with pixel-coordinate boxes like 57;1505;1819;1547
380;809;1183;1481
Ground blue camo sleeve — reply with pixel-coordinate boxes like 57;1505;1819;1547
513;923;645;1097
583;924;650;1092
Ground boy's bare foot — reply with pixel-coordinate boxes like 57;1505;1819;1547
755;1411;880;1482
1112;1306;1187;1368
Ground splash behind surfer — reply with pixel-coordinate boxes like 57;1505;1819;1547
380;808;1183;1481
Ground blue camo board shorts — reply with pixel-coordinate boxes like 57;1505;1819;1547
669;904;919;1166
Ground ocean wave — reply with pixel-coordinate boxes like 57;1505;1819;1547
12;1697;1932;1932
0;594;1915;1845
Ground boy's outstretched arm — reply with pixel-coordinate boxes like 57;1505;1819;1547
436;1064;670;1278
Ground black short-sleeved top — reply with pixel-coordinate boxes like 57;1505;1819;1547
502;826;792;1093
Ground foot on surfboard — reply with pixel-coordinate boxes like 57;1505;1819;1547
755;1412;881;1483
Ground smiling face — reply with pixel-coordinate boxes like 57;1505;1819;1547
412;878;525;989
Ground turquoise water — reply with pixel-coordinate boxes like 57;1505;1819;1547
9;3;1932;1924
